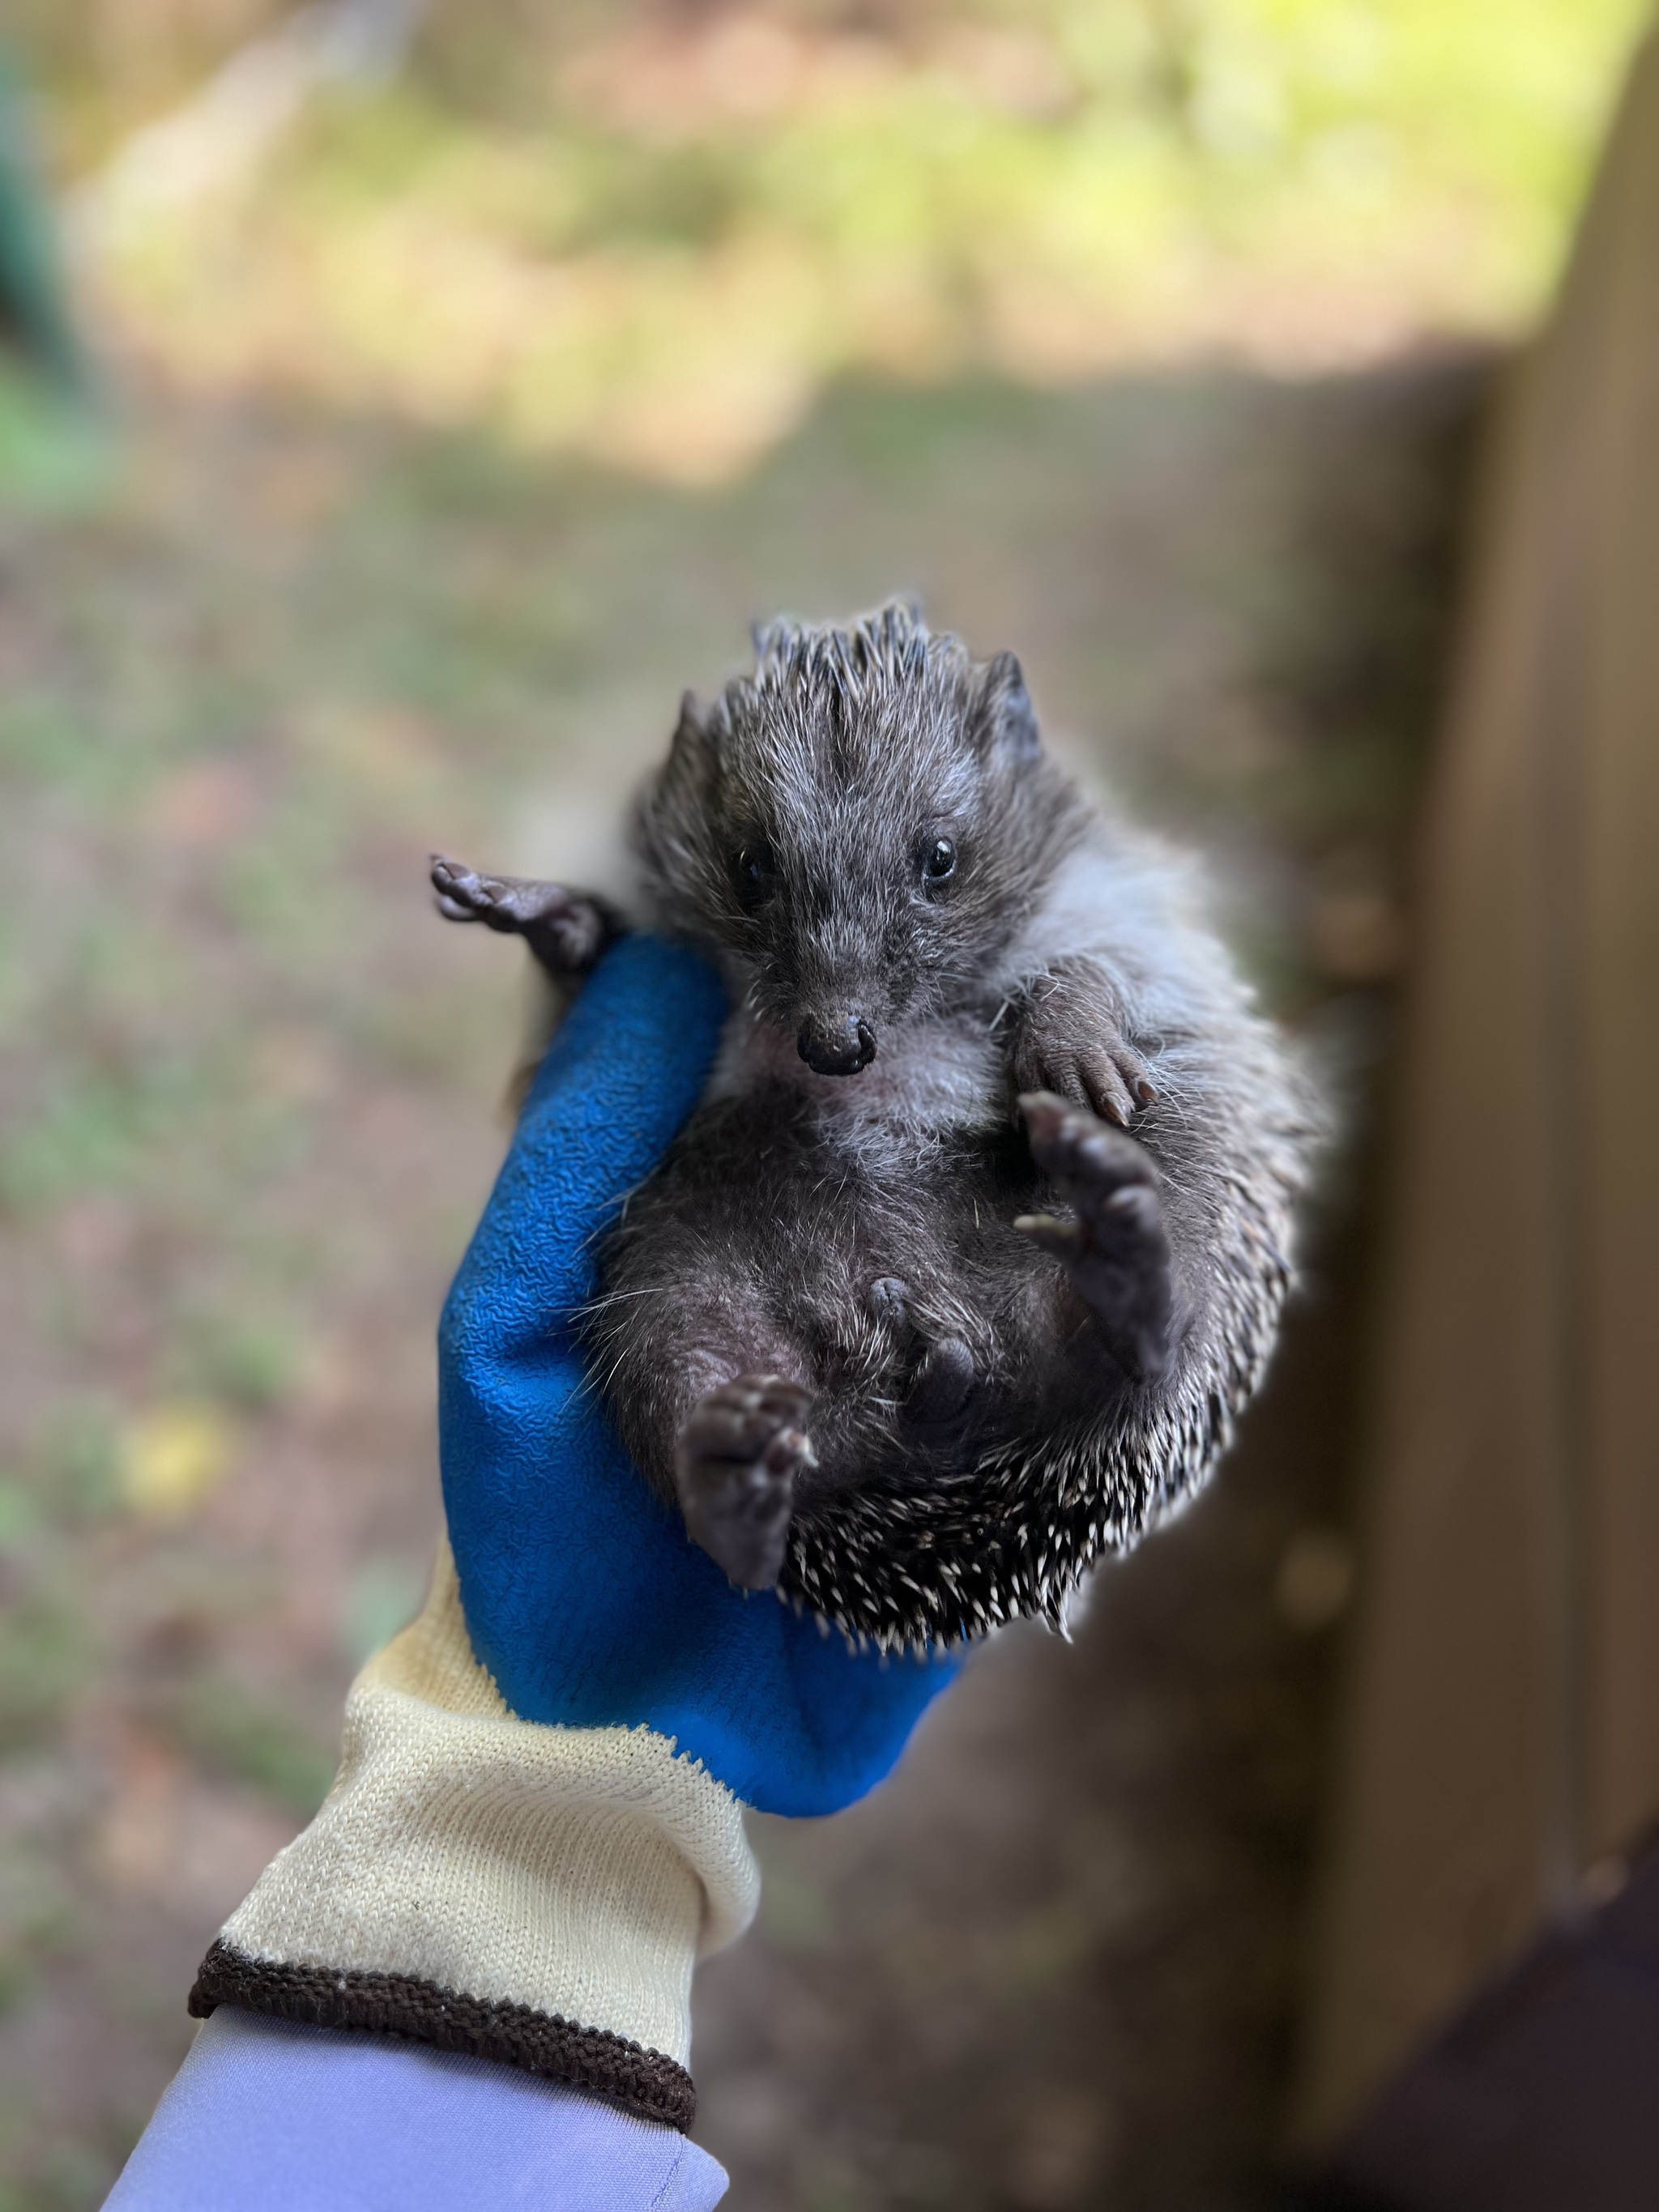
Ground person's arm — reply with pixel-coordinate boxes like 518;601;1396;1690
104;936;960;2207
104;2009;727;2212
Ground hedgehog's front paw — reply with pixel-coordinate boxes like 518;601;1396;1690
676;1375;815;1591
1016;1092;1175;1382
430;856;610;974
1011;964;1155;1128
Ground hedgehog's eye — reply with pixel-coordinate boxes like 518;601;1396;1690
919;834;957;889
734;839;778;911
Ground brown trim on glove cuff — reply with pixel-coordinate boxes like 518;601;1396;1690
187;1938;697;2131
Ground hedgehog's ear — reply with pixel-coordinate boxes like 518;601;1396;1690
634;693;713;868
645;693;715;826
974;651;1041;761
669;689;715;761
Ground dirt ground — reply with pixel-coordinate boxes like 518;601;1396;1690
0;352;1488;2209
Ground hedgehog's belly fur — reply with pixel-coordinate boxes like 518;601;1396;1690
590;1083;1152;1644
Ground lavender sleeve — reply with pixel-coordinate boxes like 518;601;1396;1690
102;2008;729;2212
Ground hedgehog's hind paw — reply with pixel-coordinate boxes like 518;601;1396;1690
676;1375;814;1591
1017;1091;1175;1383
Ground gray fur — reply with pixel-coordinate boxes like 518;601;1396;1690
437;603;1316;1652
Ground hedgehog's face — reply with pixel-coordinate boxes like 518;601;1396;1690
636;615;1079;1074
725;793;979;1073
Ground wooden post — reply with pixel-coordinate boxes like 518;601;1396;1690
1293;18;1659;2146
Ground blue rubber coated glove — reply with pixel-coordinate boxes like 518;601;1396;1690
439;932;960;1818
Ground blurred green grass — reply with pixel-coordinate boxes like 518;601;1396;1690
10;0;1650;478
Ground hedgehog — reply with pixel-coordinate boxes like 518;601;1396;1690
433;603;1315;1653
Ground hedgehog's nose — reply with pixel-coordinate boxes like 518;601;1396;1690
798;1012;876;1076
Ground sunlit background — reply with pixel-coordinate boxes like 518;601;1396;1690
0;5;1648;2209
9;0;1648;479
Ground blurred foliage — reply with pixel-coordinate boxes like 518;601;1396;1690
0;58;86;394
0;365;109;509
338;1554;428;1664
119;1402;235;1519
159;1674;337;1815
0;1588;88;1755
6;0;1648;479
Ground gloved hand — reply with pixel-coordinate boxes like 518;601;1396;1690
187;937;960;2131
438;932;960;1810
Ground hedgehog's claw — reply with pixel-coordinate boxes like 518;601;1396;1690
1010;970;1155;1128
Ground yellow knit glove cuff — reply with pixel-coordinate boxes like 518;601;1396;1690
187;1545;760;2129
